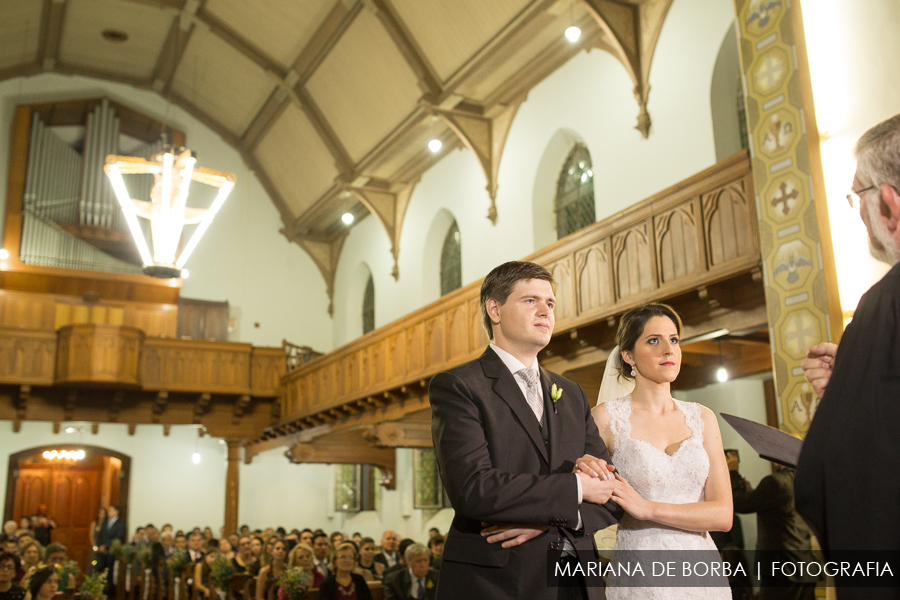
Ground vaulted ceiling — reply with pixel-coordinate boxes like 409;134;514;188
0;0;673;306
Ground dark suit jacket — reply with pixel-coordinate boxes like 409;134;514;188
382;568;438;600
430;347;622;600
97;517;126;548
372;552;397;570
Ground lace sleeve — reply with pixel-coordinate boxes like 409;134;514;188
677;400;705;440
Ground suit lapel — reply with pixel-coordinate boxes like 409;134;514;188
480;348;549;465
541;367;562;467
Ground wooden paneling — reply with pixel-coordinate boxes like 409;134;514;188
177;297;229;341
142;338;252;394
0;329;56;385
278;152;759;426
55;324;143;386
250;347;284;397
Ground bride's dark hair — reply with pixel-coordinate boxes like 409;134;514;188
614;303;683;381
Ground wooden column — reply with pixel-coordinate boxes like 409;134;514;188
731;0;843;435
224;439;240;535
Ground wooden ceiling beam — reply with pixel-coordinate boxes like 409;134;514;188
286;429;396;489
38;0;68;71
150;6;196;94
292;88;355;176
194;6;287;79
346;179;417;279
370;0;442;97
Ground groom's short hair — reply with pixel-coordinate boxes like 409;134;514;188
480;261;555;340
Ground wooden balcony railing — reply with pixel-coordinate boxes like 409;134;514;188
277;151;758;428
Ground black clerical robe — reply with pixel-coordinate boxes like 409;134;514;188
794;262;900;594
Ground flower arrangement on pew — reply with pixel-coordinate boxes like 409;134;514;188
167;549;189;574
276;567;312;600
54;559;80;588
209;555;235;600
81;571;108;600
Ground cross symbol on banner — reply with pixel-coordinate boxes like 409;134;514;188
784;314;818;356
771;181;800;216
756;54;785;93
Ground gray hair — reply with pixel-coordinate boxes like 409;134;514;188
855;113;900;189
404;543;429;562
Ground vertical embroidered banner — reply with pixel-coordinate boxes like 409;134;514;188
732;0;838;434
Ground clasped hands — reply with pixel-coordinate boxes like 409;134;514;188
481;454;634;548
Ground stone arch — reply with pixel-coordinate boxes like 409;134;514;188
344;261;374;340
421;208;459;305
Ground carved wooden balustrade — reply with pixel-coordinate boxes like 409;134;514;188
269;151;760;444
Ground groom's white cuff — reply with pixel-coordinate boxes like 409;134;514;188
575;474;583;530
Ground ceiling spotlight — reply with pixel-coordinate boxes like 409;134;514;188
565;26;581;42
192;452;201;464
0;249;8;259
428;139;443;153
181;269;190;279
341;212;354;225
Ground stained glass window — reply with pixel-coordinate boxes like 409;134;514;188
334;464;360;512
362;274;374;334
440;221;462;296
413;449;445;509
555;144;596;239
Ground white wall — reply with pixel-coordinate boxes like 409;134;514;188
674;376;772;554
331;0;737;346
0;74;333;352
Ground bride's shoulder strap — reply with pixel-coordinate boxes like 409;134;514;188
675;399;705;438
603;397;631;441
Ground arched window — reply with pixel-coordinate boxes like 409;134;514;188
440;220;462;296
736;85;749;151
362;274;374;334
555;144;595;239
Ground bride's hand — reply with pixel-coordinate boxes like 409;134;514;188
574;454;616;480
611;473;653;520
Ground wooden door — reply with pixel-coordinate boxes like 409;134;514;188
50;469;100;571
13;467;51;520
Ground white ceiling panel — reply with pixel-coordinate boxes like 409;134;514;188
306;9;421;162
205;0;339;69
255;102;339;217
171;27;276;136
0;3;41;71
60;0;173;80
391;0;532;81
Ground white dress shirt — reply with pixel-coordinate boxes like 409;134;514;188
489;344;584;526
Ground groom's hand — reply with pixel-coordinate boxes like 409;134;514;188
574;454;616;480
578;472;615;504
481;523;549;548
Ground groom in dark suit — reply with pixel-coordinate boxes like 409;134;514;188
430;261;621;600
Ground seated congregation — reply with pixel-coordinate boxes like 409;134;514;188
1;518;444;600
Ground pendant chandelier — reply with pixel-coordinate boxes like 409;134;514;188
104;147;235;278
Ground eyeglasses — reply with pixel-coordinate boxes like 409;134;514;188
847;185;876;208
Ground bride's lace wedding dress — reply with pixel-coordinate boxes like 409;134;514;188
605;396;730;599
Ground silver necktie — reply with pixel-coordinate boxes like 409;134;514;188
516;368;544;426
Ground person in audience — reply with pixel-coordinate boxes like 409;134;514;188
16;522;28;534
299;530;313;548
372;531;399;570
31;521;51;549
228;534;239;551
239;526;250;537
43;544;75;590
131;527;146;546
1;524;15;540
0;539;16;556
255;540;286;600
88;507;106;570
161;524;173;534
218;538;234;561
328;532;344;549
23;567;56;600
354;538;383;582
193;547;219;598
427;529;440;540
0;552;26;600
232;536;257;576
160;532;174;557
249;536;263;562
286;544;323;589
202;528;214;542
351;533;362;547
14;535;32;553
382;539;415;578
382;544;438;600
426;536;443;571
174;533;187;552
187;532;204;564
17;541;43;587
311;534;331;579
318;543;372;600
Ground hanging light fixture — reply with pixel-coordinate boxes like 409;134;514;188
104;147;235;278
716;340;729;382
565;0;581;42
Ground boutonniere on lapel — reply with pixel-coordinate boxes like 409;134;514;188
550;383;563;413
426;580;435;589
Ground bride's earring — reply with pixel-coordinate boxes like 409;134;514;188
630;364;636;378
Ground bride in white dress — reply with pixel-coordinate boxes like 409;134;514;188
586;303;733;599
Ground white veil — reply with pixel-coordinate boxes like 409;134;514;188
596;346;634;405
